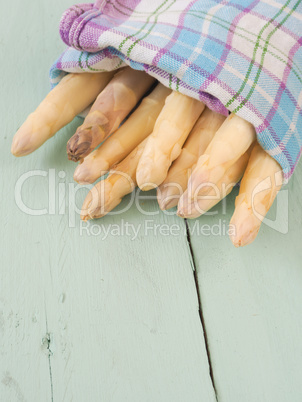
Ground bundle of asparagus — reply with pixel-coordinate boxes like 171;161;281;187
67;67;156;162
11;67;283;247
157;108;226;210
73;83;171;184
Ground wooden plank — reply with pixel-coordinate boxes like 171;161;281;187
187;162;302;402
0;1;76;400
1;1;217;401
0;259;51;401
44;198;217;401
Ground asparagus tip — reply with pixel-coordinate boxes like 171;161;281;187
67;128;94;162
11;130;34;157
136;168;156;191
158;198;178;211
177;205;200;219
87;209;106;220
80;192;93;221
177;191;203;219
74;157;110;184
80;213;91;221
157;188;179;210
229;203;260;247
73;165;94;185
176;209;185;218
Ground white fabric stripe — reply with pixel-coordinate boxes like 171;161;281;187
261;0;302;22
110;21;294;129
120;23;173;41
177;2;226;79
290;89;302;144
268;89;302;156
120;14;299;77
202;2;226;36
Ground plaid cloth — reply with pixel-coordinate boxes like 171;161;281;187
50;0;302;180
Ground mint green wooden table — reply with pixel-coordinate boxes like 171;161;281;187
1;2;302;401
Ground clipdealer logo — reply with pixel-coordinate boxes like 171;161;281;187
14;168;289;236
79;218;235;240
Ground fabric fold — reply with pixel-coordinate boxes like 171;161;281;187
50;0;302;180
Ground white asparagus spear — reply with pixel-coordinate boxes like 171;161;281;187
157;108;226;210
81;139;147;220
185;114;256;200
136;91;205;191
11;72;115;157
74;84;171;184
229;143;283;247
177;148;252;218
67;67;156;161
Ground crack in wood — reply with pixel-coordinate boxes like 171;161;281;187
44;308;54;402
47;352;54;402
184;219;218;402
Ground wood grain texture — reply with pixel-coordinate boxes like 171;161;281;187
0;1;216;401
45;204;217;402
2;1;302;401
187;165;302;402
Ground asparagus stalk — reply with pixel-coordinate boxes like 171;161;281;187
185;114;256;200
67;67;156;162
177;149;252;218
11;72;115;157
81;139;147;220
229;143;283;247
136;92;205;191
157;108;226;210
74;84;171;184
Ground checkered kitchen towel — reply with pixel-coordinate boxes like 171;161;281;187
50;0;302;180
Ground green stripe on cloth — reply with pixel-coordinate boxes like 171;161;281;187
126;0;177;58
186;10;302;81
118;0;170;52
50;0;302;179
232;0;302;113
226;0;293;109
